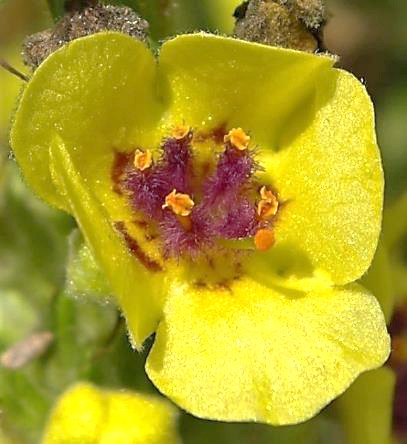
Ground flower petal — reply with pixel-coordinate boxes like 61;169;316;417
159;33;334;145
11;32;163;210
42;382;181;444
11;32;170;346
49;138;165;347
159;34;381;284
146;277;390;425
262;69;383;284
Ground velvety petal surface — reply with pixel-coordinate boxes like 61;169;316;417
261;69;383;285
159;33;334;145
11;32;164;210
146;277;390;425
11;33;169;346
159;34;382;285
48;138;164;346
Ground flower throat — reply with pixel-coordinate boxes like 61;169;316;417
112;125;279;263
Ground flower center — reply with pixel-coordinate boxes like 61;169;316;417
111;125;279;268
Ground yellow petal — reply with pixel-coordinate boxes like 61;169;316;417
42;382;181;444
262;69;383;285
159;33;334;144
49;138;165;347
159;34;381;285
11;32;163;210
335;367;396;444
146;277;389;425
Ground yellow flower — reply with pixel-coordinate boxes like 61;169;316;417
11;31;389;425
41;382;181;444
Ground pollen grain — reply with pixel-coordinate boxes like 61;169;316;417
134;149;152;171
162;189;195;217
257;186;279;219
224;127;250;151
172;124;190;140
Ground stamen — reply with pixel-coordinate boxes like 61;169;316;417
224;127;250;151
134;149;152;171
113;124;279;260
162;189;195;216
260;186;275;201
254;228;275;251
177;215;193;231
172;124;190;140
257;186;279;219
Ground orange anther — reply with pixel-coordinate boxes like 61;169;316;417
254;228;275;251
162;189;195;216
172;124;190;140
260;186;275;201
257;186;279;219
224;127;250;151
134;149;152;171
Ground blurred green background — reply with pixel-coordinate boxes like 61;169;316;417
0;1;406;443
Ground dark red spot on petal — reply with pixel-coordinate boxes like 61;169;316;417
114;221;162;272
112;150;133;194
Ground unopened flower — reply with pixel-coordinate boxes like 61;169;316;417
11;31;389;425
41;382;181;443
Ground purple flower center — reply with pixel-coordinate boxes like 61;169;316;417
112;125;278;260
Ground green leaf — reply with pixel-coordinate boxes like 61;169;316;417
0;162;74;308
66;229;113;302
0;290;122;443
0;162;153;442
0;367;53;443
0;290;38;348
